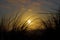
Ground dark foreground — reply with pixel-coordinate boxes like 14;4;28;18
0;27;60;40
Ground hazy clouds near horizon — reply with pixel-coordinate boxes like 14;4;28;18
0;0;60;17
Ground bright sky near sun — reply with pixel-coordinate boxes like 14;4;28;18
27;20;31;24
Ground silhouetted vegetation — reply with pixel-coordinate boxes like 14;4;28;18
0;9;60;40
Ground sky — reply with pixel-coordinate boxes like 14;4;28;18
0;0;60;31
0;0;60;17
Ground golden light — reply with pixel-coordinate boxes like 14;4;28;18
16;9;56;31
18;12;47;31
1;9;55;31
27;19;31;24
1;10;57;32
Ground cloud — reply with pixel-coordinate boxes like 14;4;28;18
0;4;11;9
42;1;54;6
32;2;41;6
19;0;31;3
0;0;59;14
6;0;31;4
6;0;54;8
6;0;19;4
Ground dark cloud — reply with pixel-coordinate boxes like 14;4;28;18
0;5;11;9
0;0;60;16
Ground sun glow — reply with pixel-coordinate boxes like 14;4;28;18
27;19;31;24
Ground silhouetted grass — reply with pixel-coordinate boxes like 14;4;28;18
0;12;60;40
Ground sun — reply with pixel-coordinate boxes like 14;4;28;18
27;19;31;24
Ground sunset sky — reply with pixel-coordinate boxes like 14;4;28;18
0;1;60;40
0;0;60;17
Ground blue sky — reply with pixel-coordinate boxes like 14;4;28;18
0;0;60;17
